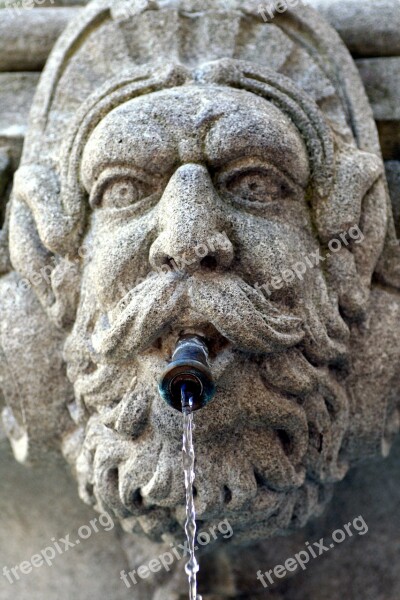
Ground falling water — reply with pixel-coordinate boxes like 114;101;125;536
181;385;202;600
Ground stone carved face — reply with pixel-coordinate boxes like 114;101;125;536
3;1;399;548
81;86;310;343
59;84;358;542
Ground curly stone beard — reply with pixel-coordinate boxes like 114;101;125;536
63;266;350;544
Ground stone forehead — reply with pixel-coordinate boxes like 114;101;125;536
81;84;310;189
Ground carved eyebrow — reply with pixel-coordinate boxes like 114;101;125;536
211;153;309;191
194;106;225;132
215;157;305;193
204;118;310;188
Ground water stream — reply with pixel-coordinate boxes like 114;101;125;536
181;385;202;600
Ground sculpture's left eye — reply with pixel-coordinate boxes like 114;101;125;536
227;170;272;202
219;165;296;206
101;178;148;209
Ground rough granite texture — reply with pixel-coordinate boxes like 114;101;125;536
307;0;400;57
356;57;400;161
0;1;399;598
0;8;80;71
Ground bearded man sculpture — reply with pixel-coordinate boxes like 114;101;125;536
0;0;399;597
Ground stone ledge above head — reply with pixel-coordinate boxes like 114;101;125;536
386;161;400;238
356;58;400;161
0;1;399;75
0;7;80;71
307;0;400;57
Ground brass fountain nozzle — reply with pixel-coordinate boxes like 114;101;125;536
158;334;216;412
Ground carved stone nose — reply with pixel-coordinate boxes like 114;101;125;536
149;164;234;273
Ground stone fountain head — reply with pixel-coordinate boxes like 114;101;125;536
1;0;399;548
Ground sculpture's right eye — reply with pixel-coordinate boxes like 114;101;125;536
100;178;150;209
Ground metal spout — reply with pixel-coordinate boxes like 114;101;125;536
158;334;216;412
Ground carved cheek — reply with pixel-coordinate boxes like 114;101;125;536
231;217;313;285
89;213;156;307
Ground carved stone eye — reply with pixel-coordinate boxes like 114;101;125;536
101;179;142;209
225;168;291;203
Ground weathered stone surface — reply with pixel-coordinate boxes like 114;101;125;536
0;0;85;5
356;58;400;122
0;2;399;76
0;73;40;273
2;51;400;165
0;8;79;71
0;1;399;598
386;161;400;237
356;58;400;160
0;0;85;4
0;73;40;163
0;73;39;132
308;0;400;57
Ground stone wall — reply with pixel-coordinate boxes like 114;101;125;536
1;0;399;228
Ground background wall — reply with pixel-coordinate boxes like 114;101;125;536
0;0;399;236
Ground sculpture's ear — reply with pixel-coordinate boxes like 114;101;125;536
11;164;83;256
0;273;73;466
9;164;84;318
314;147;384;239
314;146;388;319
